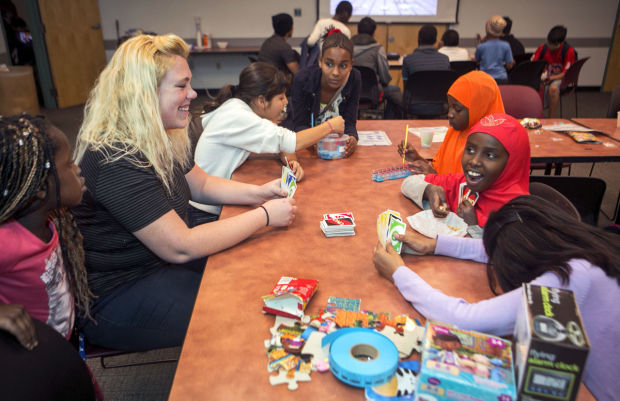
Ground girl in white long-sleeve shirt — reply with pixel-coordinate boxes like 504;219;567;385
373;195;620;401
191;62;343;223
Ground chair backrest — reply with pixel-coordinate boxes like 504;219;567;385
403;70;459;118
354;65;380;107
508;60;547;91
513;52;533;66
499;84;543;118
529;175;606;225
606;85;620;118
529;182;580;221
560;57;589;93
450;61;477;77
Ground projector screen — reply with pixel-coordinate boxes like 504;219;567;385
319;0;459;23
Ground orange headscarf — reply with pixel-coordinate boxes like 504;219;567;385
432;71;504;174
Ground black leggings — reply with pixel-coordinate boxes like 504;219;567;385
0;318;95;401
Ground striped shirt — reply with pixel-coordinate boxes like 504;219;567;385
72;147;192;297
402;46;450;81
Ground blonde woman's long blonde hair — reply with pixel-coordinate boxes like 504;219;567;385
75;34;191;193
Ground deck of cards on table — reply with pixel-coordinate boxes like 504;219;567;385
261;276;319;319
320;212;356;237
377;210;407;254
281;166;297;198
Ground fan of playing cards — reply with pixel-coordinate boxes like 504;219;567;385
377;210;407;254
281;166;297;198
320;212;356;237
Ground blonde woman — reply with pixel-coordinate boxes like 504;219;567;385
72;34;296;351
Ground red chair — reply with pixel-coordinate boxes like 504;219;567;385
499;84;543;118
559;57;589;117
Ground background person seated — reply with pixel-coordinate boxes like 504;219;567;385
384;24;450;118
438;29;470;62
352;17;392;94
532;25;576;117
258;13;300;76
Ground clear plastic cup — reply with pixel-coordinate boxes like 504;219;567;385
420;131;433;148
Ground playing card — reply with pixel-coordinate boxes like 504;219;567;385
378;210;406;252
281;166;297;198
322;217;355;227
387;218;407;254
323;212;354;221
287;178;297;198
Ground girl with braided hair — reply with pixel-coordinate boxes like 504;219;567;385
0;113;96;400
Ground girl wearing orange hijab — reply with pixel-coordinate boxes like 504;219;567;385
400;71;504;175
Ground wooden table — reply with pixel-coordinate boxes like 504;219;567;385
572;118;620;139
169;120;596;400
359;119;620;164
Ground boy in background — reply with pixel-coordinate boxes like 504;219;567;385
475;15;514;83
352;17;392;92
258;13;300;76
532;25;576;117
438;29;470;61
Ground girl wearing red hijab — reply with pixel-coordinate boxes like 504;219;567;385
401;114;530;237
400;71;505;175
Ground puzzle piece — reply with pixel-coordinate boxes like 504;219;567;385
378;318;425;359
269;315;299;338
269;369;311;390
300;330;330;371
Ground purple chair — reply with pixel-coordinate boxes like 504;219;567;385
499;84;544;119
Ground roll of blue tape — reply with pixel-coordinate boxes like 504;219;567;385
328;328;398;388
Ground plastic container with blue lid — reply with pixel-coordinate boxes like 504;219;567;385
317;134;348;160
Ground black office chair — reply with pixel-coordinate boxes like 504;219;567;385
72;331;178;369
513;52;533;66
450;61;477;77
354;65;382;119
508;60;547;91
402;70;459;119
529;182;580;221
529;176;606;226
605;85;620;118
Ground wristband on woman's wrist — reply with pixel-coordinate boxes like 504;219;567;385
326;119;334;132
259;205;269;226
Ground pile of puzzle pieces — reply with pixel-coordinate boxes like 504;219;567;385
264;297;426;390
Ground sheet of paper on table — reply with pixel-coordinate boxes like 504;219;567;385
357;130;392;146
541;123;593;132
408;126;448;143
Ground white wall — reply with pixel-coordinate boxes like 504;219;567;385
99;0;315;41
453;0;616;38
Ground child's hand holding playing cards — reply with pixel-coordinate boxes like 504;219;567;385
288;160;304;181
372;240;406;283
393;231;437;255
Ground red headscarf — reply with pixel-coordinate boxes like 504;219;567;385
432;71;504;175
425;114;531;227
